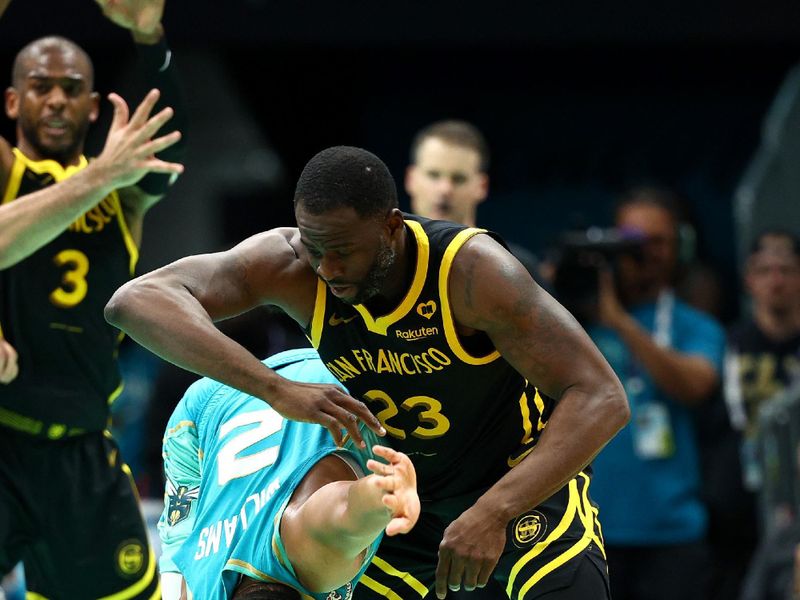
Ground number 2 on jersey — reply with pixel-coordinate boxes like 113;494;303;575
49;249;89;308
216;409;284;485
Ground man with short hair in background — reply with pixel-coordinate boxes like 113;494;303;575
406;119;540;278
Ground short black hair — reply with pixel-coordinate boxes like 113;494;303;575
12;36;94;89
293;146;398;219
749;229;800;257
615;185;684;226
231;579;300;600
410;120;490;172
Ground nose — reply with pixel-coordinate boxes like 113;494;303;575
46;85;68;108
316;254;344;281
436;178;454;196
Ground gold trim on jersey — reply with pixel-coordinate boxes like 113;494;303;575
310;219;432;341
5;147;89;201
25;593;50;600
309;278;328;348
506;473;599;599
438;228;500;365
111;192;139;274
108;380;125;406
353;219;430;336
1;148;138;271
360;574;407;600
370;556;428;597
225;559;315;600
4;148;89;204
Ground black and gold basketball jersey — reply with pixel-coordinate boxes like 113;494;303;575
0;148;137;437
308;214;555;502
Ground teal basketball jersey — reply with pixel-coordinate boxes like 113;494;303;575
158;348;380;600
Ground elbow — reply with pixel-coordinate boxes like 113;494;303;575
105;277;151;329
603;380;631;437
104;281;134;328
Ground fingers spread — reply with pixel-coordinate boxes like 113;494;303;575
129;89;161;128
107;93;129;132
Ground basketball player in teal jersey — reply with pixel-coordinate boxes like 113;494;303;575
0;1;186;597
159;348;420;600
107;146;630;599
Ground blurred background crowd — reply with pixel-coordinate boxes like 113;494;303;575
2;0;800;598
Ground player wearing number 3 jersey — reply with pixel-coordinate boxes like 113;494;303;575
158;348;420;600
0;3;186;597
107;146;629;599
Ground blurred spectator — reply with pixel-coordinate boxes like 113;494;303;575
726;230;800;490
586;187;725;600
721;230;800;599
405;119;541;278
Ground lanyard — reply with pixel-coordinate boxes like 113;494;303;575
626;289;675;401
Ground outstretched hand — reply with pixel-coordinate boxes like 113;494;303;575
268;378;386;449
93;89;183;191
94;0;164;38
0;337;18;384
367;445;420;536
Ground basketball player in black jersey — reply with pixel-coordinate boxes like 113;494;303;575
107;146;629;599
0;1;184;597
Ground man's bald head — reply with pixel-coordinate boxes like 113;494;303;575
12;36;94;89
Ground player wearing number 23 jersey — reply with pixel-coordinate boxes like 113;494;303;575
308;214;609;598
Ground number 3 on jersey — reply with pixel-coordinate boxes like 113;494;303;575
49;249;89;308
364;390;451;440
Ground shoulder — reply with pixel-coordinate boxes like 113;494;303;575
447;233;539;329
232;227;319;321
0;138;15;192
229;227;312;283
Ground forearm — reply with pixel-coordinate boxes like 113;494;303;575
475;384;628;524
105;273;285;403
308;477;390;558
613;313;717;405
0;164;114;269
131;30;187;196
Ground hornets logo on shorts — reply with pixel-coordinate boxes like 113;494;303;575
166;478;199;526
327;581;353;600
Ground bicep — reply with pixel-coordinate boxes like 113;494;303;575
167;231;310;322
450;237;615;399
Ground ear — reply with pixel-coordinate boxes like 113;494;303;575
5;87;18;120
404;165;417;196
386;208;406;239
475;173;489;205
88;91;100;123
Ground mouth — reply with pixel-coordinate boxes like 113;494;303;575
41;119;70;137
328;283;355;298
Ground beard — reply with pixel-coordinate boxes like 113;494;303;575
21;116;89;164
345;241;396;306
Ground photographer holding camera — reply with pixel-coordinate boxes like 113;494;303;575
572;187;725;600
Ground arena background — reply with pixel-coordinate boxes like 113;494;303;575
1;0;799;323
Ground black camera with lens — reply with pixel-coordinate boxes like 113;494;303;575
551;227;644;325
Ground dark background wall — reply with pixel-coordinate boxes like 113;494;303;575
2;0;799;321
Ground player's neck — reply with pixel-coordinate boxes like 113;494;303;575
16;137;83;167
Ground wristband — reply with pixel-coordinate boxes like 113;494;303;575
136;35;172;74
